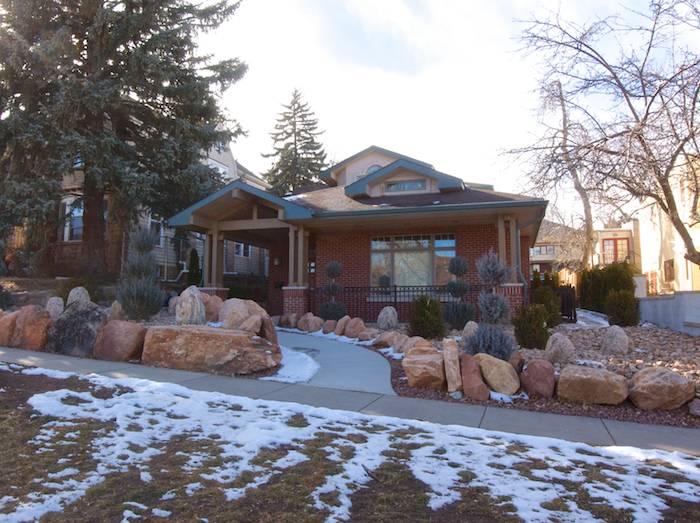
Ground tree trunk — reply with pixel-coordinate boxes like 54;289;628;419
82;170;107;277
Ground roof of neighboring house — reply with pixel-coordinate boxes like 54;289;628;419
535;219;580;245
234;161;269;188
320;145;434;184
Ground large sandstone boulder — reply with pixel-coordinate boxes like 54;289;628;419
391;333;410;352
202;294;224;323
322;319;337;334
377;306;398;331
402;352;445;389
628;367;695;411
334;315;351;336
168;296;179;315
509;350;525;373
93;320;146;362
10;305;52;351
46;297;65;321
0;310;19;346
442;339;462;393
460;354;489;401
358;328;380;341
462;321;478;340
260;316;278;345
142;325;281;375
344;317;366;339
239;314;263;334
176;286;206;325
689;399;700;418
46;301;107;357
66;286;91;306
557;365;628;405
400;336;426;354
279;313;299;329
372;330;400;349
544;333;576;364
297;312;323;332
219;297;267;330
404;339;438;357
473;353;520;396
520;359;556;399
601;326;630;355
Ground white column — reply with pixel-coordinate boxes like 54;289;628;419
297;225;305;285
509;218;518;282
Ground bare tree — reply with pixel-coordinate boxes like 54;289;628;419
519;1;700;265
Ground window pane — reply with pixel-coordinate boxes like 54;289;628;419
435;234;455;249
371;237;392;250
371;252;391;285
435;250;456;285
603;239;614;264
69;202;83;241
395;251;431;286
616;239;628;261
385;179;427;192
394;235;430;249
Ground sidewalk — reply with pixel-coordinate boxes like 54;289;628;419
2;346;699;456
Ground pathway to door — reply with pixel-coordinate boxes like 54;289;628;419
276;331;395;395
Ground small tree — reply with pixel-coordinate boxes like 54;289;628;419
118;229;166;320
187;249;202;286
444;256;473;330
319;261;347;320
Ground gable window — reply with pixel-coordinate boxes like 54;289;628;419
366;164;382;175
371;234;455;286
385;179;426;193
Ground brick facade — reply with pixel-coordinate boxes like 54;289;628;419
282;286;309;316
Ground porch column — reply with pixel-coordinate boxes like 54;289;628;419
497;215;507;265
288;226;296;285
297;225;305;285
509;218;518;282
210;228;223;287
204;233;212;286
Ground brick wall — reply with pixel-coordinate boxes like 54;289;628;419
282;286;309;316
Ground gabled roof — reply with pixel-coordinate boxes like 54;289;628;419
168;179;312;227
344;158;465;198
320;145;433;184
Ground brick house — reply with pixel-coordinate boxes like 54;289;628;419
169;146;548;318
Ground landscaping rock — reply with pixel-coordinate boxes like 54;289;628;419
544;333;575;364
442;339;462;393
218;297;249;328
358;328;380;341
0;310;19;346
298;313;323;332
334;315;351;336
460;354;490;401
239;314;263;334
462;320;478;340
259;316;278;345
46;297;65;321
344;317;366;339
46;301;107;358
377;306;398;330
400;336;426;354
601;326;630;355
9;305;52;351
404;340;437;357
402;352;445;389
203;294;223;323
689;399;700;418
372;330;399;348
628;367;695;411
66;286;91;306
322;320;337;334
93;320;146;362
509;350;525;373
520;359;555;399
176;286;206;325
557;365;628;405
279;313;298;329
473;353;520;396
108;301;125;322
168;296;179;315
142;325;281;375
391;333;410;353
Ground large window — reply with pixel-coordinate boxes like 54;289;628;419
530;245;555;256
371;234;456;286
602;238;629;264
385;179;427;193
61;198;84;241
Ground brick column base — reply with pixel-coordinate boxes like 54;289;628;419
496;283;524;312
282;286;309;316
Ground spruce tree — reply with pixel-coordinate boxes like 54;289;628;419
0;0;247;275
264;89;327;195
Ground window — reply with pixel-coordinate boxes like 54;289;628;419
370;234;456;286
530;245;555;256
385;179;427;193
149;216;164;247
234;241;250;257
61;198;84;241
664;259;675;282
602;238;630;264
366;164;383;175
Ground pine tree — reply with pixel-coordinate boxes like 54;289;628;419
0;0;247;276
264;89;327;195
118;228;165;320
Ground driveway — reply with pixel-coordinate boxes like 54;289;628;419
276;331;396;395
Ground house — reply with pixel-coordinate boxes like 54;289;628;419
529;219;582;283
169;146;548;319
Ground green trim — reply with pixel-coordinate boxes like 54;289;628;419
320;145;433;183
344;158;464;197
168;179;313;227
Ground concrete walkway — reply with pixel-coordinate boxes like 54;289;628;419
277;331;395;395
1;346;699;456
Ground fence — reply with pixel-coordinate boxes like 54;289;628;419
554;285;577;322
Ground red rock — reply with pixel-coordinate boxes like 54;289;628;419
203;294;223;322
322;319;337;334
298;313;323;332
260;315;278;345
93;320;146;362
358;328;380;341
334;315;351;336
460;354;489;401
520;359;555;399
9;306;52;351
628;367;695;411
509;350;525;373
442;339;462;393
0;310;18;346
343;317;366;338
557;365;628;405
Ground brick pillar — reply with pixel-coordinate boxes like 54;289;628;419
496;283;524;312
282;286;309;316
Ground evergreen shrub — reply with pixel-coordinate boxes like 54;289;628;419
118;229;165;320
531;286;562;327
409;295;445;339
513;304;550;349
467;324;515;361
604;290;640;326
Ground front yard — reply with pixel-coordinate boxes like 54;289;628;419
1;363;699;522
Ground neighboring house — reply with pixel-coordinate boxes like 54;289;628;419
169;145;547;318
53;147;270;282
590;225;641;269
529;219;582;286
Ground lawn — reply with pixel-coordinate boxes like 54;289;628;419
1;363;699;522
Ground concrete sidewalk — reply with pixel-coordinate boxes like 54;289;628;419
2;346;699;456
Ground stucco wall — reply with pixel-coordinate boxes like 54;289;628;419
336;151;397;186
639;291;700;336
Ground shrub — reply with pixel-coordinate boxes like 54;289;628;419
187;249;201;286
478;291;509;324
448;256;468;277
325;281;343;297
443;302;476;330
378;275;391;288
57;276;100;303
319;301;347;321
579;262;635;312
118;229;165;320
326;261;343;280
0;284;13;309
604;290;640;326
409;295;445;339
228;285;253;300
531;286;562;327
476;249;510;288
446;280;470;299
467;324;514;361
513;304;550;349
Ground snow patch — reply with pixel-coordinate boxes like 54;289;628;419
260;346;320;384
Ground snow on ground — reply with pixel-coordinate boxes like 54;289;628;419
260;345;320;384
1;363;699;522
558;309;611;330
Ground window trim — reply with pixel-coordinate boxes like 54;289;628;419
370;234;456;286
384;179;428;193
60;196;84;243
602;238;630;264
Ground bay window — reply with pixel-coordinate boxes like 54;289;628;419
370;234;456;286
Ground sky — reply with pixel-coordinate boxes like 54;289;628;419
198;0;645;198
